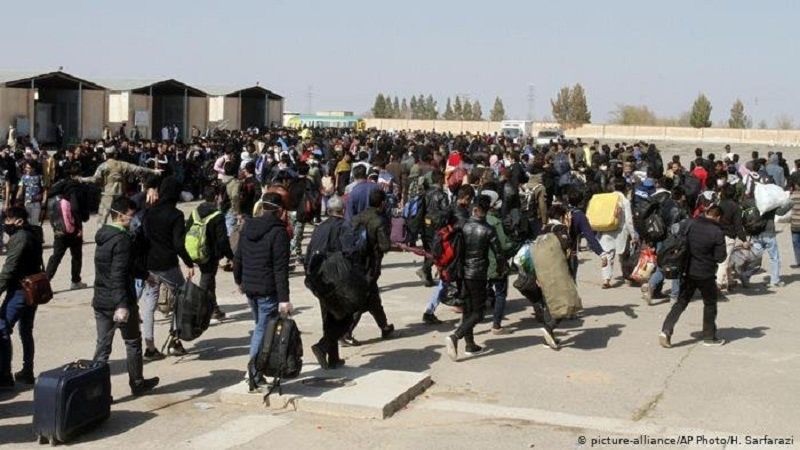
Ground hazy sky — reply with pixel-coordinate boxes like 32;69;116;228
7;0;800;125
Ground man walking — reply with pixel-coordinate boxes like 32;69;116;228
660;206;727;348
45;165;89;290
92;197;159;396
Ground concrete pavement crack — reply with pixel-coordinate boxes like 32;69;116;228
632;344;698;422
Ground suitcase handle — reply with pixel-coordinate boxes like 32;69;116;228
64;360;90;371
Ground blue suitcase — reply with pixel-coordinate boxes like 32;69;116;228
32;360;112;445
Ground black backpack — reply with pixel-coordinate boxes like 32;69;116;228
643;212;668;243
632;199;660;236
252;316;303;402
741;200;768;236
48;195;68;237
172;281;212;342
657;221;692;279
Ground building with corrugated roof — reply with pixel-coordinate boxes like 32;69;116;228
202;85;284;131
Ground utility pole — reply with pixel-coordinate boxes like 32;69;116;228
527;84;535;121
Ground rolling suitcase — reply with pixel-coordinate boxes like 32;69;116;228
32;360;112;445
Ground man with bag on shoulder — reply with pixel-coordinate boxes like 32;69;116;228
0;206;44;389
304;195;355;370
233;192;293;391
92;197;159;396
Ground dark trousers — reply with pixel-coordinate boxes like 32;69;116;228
662;277;718;340
454;279;487;345
0;289;37;377
317;308;352;362
487;278;509;328
46;233;83;283
349;282;388;335
93;307;144;388
198;263;219;311
420;227;434;279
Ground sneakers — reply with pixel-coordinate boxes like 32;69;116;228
70;282;88;290
311;344;329;370
659;332;672;348
168;339;187;356
491;326;509;335
464;344;485;356
770;281;785;288
542;328;560;350
422;313;442;325
416;268;435;287
340;335;361;347
130;377;160;396
328;359;345;370
144;348;166;361
381;324;395;339
209;309;226;325
14;370;35;385
641;284;653;305
703;338;726;347
445;335;458;361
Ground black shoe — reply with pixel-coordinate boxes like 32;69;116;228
0;375;14;391
311;344;329;370
381;324;395;339
168;339;187;356
340;335;361;347
328;359;346;370
210;309;226;324
14;370;35;385
144;348;166;361
445;335;458;361
464;344;485;356
423;313;442;325
131;377;160;396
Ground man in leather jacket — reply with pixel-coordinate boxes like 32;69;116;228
445;195;504;361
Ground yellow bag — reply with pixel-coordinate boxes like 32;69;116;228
586;192;621;232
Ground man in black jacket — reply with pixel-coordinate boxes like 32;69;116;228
141;176;195;357
233;192;292;388
92;197;159;396
342;189;394;346
416;170;449;287
0;207;44;389
185;186;234;323
660;206;727;348
716;184;747;291
45;165;88;290
445;195;504;361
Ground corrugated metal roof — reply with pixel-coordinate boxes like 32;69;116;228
0;70;105;90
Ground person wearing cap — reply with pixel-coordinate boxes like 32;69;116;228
305;195;353;369
80;145;161;226
444;194;504;360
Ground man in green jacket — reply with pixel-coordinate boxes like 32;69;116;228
484;190;514;334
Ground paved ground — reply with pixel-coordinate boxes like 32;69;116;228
1;143;799;449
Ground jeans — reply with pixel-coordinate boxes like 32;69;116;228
25;201;42;226
93;307;144;387
454;279;487;346
649;241;680;298
425;280;447;314
662;277;718;340
247;295;279;377
488;278;508;328
0;289;37;377
751;234;781;285
46;233;83;284
141;267;186;343
792;231;800;266
224;211;237;237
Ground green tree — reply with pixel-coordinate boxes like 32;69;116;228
472;100;483;121
610;104;658;125
454;96;463;120
425;95;438;119
775;114;794;130
409;96;419;119
462;99;473;121
372;94;388;118
400;98;410;119
392;96;400;119
551;87;572;126
689;93;713;128
443;98;455;120
728;99;747;128
569;83;591;125
490;96;506;121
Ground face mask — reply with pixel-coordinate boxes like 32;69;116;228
600;165;608;171
3;223;19;236
716;179;725;187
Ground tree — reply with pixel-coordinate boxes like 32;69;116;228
390;96;399;119
462;99;473;121
775;114;794;130
472;100;483;121
425;95;438;119
728;99;748;129
757;119;768;129
490;96;506;121
372;94;388;118
610;104;658;125
400;98;410;119
409;96;419;119
453;96;463;120
689;93;712;128
551;87;571;126
569;83;591;125
443;98;455;120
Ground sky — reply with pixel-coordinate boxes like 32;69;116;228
7;0;800;125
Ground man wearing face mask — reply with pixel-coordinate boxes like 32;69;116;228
92;196;159;396
0;207;45;389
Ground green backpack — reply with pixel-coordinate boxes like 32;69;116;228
185;209;221;264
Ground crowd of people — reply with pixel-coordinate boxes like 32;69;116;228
1;124;799;394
